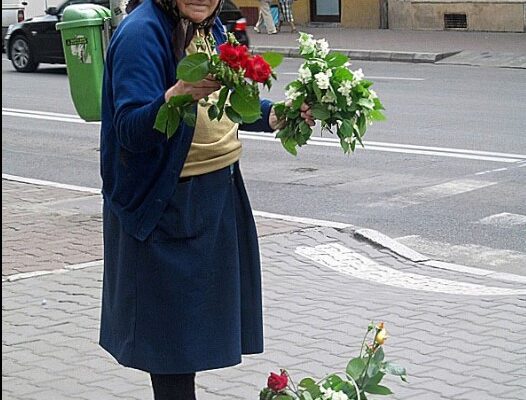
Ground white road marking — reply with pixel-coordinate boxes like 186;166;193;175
478;212;526;228
4;173;526;284
475;167;508;175
3;260;104;282
3;108;526;163
369;179;497;208
396;235;526;271
296;243;526;296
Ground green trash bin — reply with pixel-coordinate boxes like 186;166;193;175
56;4;111;122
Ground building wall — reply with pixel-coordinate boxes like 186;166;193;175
389;0;526;31
236;0;380;28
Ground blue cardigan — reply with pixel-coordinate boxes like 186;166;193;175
100;0;273;241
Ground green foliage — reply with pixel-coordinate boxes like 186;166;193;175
176;53;210;82
259;322;406;400
261;52;284;69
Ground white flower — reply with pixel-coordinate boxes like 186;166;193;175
337;80;353;97
369;89;377;99
322;388;335;400
285;86;302;101
353;68;365;82
299;32;316;55
321;91;336;104
315;71;331;90
328;104;338;112
332;391;349;400
298;64;312;83
316;39;330;58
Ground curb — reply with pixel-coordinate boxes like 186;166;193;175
251;45;462;64
4;174;526;285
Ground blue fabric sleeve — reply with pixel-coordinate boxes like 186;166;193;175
110;23;170;153
240;99;274;132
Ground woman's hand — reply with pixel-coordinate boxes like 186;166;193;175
165;77;221;103
269;101;315;131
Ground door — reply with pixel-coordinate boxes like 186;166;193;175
310;0;341;23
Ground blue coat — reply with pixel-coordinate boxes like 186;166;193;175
99;0;272;374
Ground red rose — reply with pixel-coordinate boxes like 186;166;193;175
267;371;288;392
244;55;272;83
218;43;249;70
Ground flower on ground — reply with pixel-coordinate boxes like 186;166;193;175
267;371;288;392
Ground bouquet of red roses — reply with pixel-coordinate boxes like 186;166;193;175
155;33;283;138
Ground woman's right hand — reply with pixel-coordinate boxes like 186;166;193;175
164;77;221;103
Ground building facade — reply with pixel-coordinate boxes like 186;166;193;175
236;0;525;31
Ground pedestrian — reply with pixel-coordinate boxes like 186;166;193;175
277;0;297;33
254;0;277;34
98;0;313;399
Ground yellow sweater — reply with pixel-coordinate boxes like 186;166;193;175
180;33;242;178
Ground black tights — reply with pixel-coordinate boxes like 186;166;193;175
150;373;196;400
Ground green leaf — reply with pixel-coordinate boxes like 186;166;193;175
176;53;210;82
299;378;321;398
167;94;193;108
357;98;375;109
208;104;219;120
281;137;298;156
383;362;407;377
340;119;353;137
367;360;380;378
273;101;287;119
261;51;284;69
230;88;261;122
346;357;366;381
326;52;348;68
365;372;385;388
300;392;313;400
311;104;331;120
374;346;385;363
182;110;196;127
312;82;323;102
225;106;243;124
334;67;354;81
324;374;344;388
299;120;312;141
216;87;229;111
154;103;170;135
364;384;393;395
165;107;181;139
369;110;386;121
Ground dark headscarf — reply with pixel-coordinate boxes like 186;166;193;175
126;0;224;61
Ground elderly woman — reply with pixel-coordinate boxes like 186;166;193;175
99;0;312;399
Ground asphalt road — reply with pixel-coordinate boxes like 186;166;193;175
2;56;526;273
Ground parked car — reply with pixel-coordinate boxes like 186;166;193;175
5;0;249;72
2;1;27;51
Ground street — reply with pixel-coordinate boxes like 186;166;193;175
2;55;526;272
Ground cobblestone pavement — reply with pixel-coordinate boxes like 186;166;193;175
3;177;526;400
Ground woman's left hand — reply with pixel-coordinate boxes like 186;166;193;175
269;101;315;131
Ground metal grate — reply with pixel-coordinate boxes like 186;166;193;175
444;13;467;29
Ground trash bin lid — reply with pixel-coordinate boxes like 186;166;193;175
56;4;111;30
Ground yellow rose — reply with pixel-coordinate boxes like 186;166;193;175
375;328;388;345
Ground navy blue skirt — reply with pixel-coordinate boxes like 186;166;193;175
99;162;264;374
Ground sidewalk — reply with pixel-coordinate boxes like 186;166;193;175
3;176;526;400
248;27;526;68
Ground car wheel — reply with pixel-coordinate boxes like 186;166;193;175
10;35;39;72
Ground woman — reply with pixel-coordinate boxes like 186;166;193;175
99;0;313;399
277;0;297;33
254;0;277;34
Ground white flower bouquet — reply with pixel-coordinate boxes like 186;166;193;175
273;33;386;155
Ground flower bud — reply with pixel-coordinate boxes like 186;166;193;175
375;328;387;346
